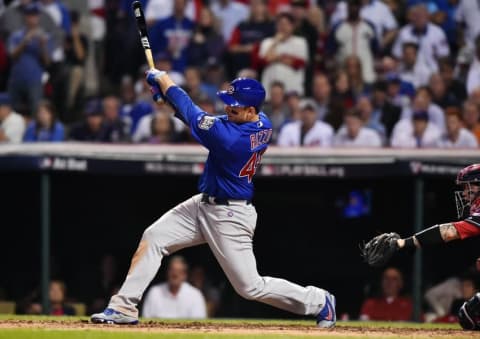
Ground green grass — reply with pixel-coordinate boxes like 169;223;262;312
0;315;467;339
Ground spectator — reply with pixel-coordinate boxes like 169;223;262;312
189;266;222;317
424;276;462;322
400;87;446;131
333;109;382;147
466;36;480;95
142;256;207;319
64;10;88;120
392;4;449;72
462;100;480;144
258;12;308;97
186;7;225;68
328;0;377;84
7;3;53;116
183;66;216;103
330;0;398;52
145;0;198;26
398;42;432;89
360;267;413;321
25;280;76;316
326;70;355;130
437;107;478;148
149;0;195;73
69;99;110;142
310;73;333;121
429;73;459;108
0;0;62;49
102;95;130;143
142;111;185;144
228;0;274;77
133;105;184;143
211;0;250;43
356;96;386;141
379;56;416;100
285;90;302;121
385;74;412;110
0;93;25;143
262;81;290;143
277;99;334;147
391;110;442;148
344;55;368;97
455;0;480;48
23;100;64;142
438;58;467;105
49;280;76;316
119;75;154;135
371;81;402;138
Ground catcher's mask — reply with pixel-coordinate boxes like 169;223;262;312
455;164;480;219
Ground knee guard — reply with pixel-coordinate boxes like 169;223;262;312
458;293;480;331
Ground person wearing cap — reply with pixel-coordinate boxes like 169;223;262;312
391;109;442;148
437;107;478;149
7;2;53;116
277;99;334;147
400;86;446;132
69;99;110;142
90;67;337;327
0;93;26;143
333;109;382;147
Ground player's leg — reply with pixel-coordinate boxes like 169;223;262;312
198;202;335;326
92;194;206;324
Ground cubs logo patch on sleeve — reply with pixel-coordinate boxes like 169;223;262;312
198;115;216;130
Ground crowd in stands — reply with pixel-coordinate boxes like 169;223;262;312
1;0;480;148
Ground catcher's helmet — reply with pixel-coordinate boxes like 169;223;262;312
455;164;480;218
217;78;266;112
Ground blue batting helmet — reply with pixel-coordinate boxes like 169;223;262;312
217;78;266;111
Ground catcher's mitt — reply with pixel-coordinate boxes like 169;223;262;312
361;232;401;267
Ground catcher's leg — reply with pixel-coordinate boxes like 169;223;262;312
198;202;333;324
96;195;206;321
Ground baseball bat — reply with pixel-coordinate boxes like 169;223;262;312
132;1;163;102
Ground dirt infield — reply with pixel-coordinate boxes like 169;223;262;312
0;319;474;337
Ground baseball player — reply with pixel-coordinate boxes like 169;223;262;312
91;70;336;327
362;163;480;330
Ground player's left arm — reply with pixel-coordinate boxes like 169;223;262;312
362;217;480;267
146;69;234;150
398;216;480;249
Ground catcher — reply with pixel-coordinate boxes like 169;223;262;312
362;164;480;330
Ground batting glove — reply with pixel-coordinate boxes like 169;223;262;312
149;84;164;103
146;68;166;87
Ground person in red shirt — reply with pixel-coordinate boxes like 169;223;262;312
360;267;413;321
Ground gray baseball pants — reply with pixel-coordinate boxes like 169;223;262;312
109;194;327;318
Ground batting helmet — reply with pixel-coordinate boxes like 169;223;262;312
455;164;480;218
217;78;266;112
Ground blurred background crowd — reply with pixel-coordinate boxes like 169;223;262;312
1;0;480;148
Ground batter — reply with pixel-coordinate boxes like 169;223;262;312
91;70;336;327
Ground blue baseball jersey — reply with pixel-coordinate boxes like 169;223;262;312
166;86;273;200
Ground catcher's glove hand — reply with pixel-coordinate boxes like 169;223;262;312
361;232;401;267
